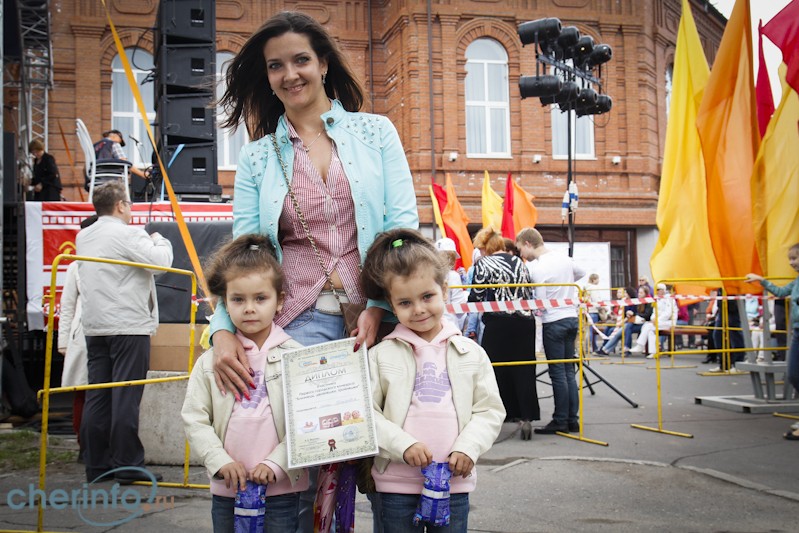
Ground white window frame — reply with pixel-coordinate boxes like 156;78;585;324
548;62;595;160
111;49;155;169
465;39;511;158
665;63;674;119
550;106;595;160
216;51;249;169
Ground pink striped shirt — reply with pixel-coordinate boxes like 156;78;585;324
275;120;364;327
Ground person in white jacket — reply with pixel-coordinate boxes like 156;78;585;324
58;261;87;456
361;228;505;531
630;283;678;357
76;180;173;484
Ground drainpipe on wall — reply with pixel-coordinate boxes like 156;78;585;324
427;0;437;238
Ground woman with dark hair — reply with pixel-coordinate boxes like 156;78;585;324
209;11;417;532
596;287;639;355
468;227;538;440
211;9;417;392
621;286;654;355
28;139;62;201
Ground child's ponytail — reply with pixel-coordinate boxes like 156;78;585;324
361;228;448;300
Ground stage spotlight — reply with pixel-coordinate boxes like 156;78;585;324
556;26;581;59
519;75;562;99
518;18;562;47
557;27;581;49
575;87;598;108
555;81;580;104
573;36;595;66
586;44;613;68
575;94;613;116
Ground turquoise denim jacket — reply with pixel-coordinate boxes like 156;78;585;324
210;100;418;336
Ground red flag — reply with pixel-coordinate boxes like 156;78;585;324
756;20;775;138
762;0;799;95
500;173;515;239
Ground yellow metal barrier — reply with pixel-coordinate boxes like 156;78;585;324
631;275;792;439
34;254;201;532
455;281;609;447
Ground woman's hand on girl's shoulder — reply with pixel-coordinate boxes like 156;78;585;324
352;306;386;352
211;330;254;399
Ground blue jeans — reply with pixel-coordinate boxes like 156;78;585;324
788;329;799;394
283;306;347;533
713;306;745;369
588;312;600;351
601;327;622;353
380;492;469;533
211;492;300;532
623;323;643;349
542;317;579;427
283;306;347;347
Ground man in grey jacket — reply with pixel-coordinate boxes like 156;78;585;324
76;181;173;483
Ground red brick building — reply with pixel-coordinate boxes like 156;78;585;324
6;0;726;287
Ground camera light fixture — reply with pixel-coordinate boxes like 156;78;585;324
575;94;613;117
586;44;613;69
572;35;595;66
518;18;562;47
519;75;562;99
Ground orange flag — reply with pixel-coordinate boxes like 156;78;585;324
696;0;761;295
510;178;538;232
442;174;475;269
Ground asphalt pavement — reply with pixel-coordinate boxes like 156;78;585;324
1;351;797;532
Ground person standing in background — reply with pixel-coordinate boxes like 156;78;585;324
516;227;586;435
77;181;173;484
28;139;62;201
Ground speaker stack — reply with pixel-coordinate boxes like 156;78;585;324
154;0;221;200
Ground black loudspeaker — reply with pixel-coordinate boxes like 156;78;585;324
158;94;215;143
155;44;214;95
163;142;219;195
157;0;215;44
145;220;233;323
154;0;218;199
3;132;17;205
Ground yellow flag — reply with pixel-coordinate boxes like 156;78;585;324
481;171;503;229
429;184;447;238
696;0;761;294
442;174;475;269
651;0;720;287
751;65;799;278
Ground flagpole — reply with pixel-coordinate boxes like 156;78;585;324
567;103;575;258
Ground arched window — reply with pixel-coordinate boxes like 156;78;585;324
551;106;595;159
550;62;595;160
111;49;155;168
465;39;510;157
665;63;674;118
216;51;248;169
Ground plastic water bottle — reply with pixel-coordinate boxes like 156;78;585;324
234;481;266;533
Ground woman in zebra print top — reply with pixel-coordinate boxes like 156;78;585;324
468;227;539;439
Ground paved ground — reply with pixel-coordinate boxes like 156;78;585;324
1;351;798;532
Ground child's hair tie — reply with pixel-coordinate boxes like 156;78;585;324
391;239;404;248
249;244;259;251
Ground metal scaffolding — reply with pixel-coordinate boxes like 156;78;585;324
15;0;53;150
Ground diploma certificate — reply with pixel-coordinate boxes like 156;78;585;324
282;338;379;468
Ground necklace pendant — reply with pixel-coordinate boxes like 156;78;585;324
303;146;310;153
